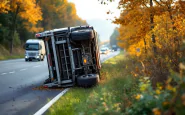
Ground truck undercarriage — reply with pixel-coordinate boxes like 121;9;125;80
36;26;101;87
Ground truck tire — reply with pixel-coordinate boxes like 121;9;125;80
77;74;99;87
71;29;94;41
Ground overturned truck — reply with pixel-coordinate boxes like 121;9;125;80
35;26;101;87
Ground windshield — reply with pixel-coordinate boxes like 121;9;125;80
25;43;39;50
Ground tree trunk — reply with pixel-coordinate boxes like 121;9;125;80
9;5;20;54
150;0;157;54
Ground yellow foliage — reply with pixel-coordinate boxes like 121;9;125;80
155;89;161;95
14;0;42;24
127;40;145;56
166;84;176;92
162;101;169;106
0;0;10;13
0;0;43;32
152;108;161;115
135;94;143;100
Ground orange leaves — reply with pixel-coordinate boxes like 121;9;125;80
15;0;42;25
117;8;150;56
116;0;185;57
173;15;185;37
0;0;10;13
0;0;43;32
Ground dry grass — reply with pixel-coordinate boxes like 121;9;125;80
47;51;139;115
0;45;24;60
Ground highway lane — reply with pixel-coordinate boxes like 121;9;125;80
0;51;120;115
0;59;62;115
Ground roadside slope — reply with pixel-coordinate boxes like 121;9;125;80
47;51;137;115
0;45;24;60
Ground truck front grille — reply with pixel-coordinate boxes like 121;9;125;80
28;52;36;57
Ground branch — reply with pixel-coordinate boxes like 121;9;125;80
142;2;149;8
153;0;163;6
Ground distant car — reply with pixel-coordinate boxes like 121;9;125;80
111;49;114;52
100;48;109;54
112;46;117;51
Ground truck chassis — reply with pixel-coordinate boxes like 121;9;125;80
36;26;101;87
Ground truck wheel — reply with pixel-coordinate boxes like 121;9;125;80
77;74;99;87
25;59;28;62
71;29;94;41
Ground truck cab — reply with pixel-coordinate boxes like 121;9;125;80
25;39;46;61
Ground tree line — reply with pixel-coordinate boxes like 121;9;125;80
100;1;185;114
109;27;119;48
101;0;185;85
0;0;87;54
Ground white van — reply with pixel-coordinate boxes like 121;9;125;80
25;39;46;61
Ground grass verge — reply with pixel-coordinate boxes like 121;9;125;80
0;45;24;60
47;51;138;115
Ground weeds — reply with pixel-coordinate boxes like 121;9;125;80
47;52;138;115
48;49;185;115
0;45;24;60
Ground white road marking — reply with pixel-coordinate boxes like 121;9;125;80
1;73;7;75
33;65;41;68
34;88;69;115
20;68;27;71
9;71;15;74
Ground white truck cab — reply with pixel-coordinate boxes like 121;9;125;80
25;39;45;61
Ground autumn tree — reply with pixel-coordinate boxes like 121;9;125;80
0;0;9;13
0;0;87;54
38;0;87;30
99;0;185;84
0;0;43;54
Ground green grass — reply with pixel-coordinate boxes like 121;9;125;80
0;45;24;60
47;51;138;115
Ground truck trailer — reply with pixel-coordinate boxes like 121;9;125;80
35;26;101;87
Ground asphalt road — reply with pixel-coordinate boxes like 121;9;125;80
0;51;120;115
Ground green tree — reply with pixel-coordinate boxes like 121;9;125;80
4;0;43;54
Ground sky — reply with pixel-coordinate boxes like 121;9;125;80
68;0;120;42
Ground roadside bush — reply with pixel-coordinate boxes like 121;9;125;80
125;70;185;115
